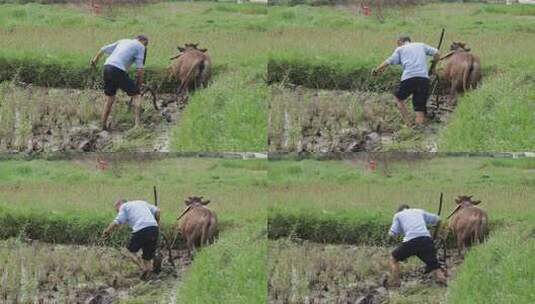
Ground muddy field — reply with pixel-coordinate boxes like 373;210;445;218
268;239;462;304
268;86;454;153
0;239;192;304
0;84;186;153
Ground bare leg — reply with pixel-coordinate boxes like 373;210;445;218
142;259;153;273
395;98;413;128
390;256;401;288
415;111;426;126
102;95;115;130
431;268;447;286
131;94;141;127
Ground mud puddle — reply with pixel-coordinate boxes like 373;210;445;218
268;239;461;304
269;86;455;153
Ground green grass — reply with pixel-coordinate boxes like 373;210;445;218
171;71;267;152
268;3;535;151
438;73;535;151
0;2;269;151
178;224;267;304
0;157;268;303
447;223;535;304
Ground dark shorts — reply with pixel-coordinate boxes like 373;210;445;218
127;226;159;260
394;77;430;112
103;64;140;97
392;236;440;273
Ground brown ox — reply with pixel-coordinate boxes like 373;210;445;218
442;42;482;104
447;195;488;257
169;43;212;99
177;196;218;257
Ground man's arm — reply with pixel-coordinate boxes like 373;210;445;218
91;42;118;66
90;50;104;67
424;44;441;75
154;210;161;225
373;48;400;76
102;221;119;238
103;205;127;237
423;211;440;226
372;60;390;76
134;46;145;87
147;203;160;225
389;215;401;237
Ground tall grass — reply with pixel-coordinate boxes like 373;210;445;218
178;224;267;304
438;73;535;151
171;71;267;152
447;223;535;304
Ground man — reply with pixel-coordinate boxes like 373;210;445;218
102;199;160;280
372;36;440;128
388;204;447;287
90;35;148;130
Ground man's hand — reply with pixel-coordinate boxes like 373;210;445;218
101;229;111;239
135;68;144;89
102;222;118;239
371;68;379;77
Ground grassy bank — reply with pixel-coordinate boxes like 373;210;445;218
179;224;267;304
447;223;535;304
438;73;535;151
171;71;267;152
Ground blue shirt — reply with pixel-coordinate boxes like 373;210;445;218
389;208;439;242
387;42;438;81
114;200;159;233
101;39;145;71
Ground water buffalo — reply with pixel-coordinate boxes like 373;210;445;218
177;196;218;257
169;43;212;99
442;42;482;104
447;195;488;257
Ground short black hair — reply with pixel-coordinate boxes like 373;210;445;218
397;204;410;212
398;36;411;43
136;35;149;43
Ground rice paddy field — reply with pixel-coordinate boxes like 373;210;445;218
0;1;269;152
267;155;535;303
0;156;268;303
268;3;535;152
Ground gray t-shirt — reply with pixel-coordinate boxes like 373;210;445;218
387;42;438;81
101;39;145;71
114;200;159;233
389;208;439;242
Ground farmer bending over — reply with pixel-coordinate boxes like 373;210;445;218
90;35;148;130
388;204;447;287
102;199;160;280
372;36;440;128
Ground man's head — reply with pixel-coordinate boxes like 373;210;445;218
397;204;410;213
114;199;127;212
396;35;411;47
136;35;149;47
